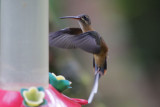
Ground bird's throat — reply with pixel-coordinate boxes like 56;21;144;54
78;21;93;33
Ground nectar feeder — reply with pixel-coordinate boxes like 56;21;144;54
0;0;88;106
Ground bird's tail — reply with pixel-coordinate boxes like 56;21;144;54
88;57;107;104
88;71;101;104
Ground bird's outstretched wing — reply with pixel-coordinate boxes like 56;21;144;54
49;28;101;54
49;28;82;49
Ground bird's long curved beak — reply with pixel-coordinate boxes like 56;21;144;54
60;16;80;20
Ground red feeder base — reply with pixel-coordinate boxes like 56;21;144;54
0;84;88;107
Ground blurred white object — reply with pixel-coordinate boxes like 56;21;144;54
0;0;48;90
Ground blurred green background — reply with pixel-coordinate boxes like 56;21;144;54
49;0;160;107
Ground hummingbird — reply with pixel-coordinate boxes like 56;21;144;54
49;14;108;103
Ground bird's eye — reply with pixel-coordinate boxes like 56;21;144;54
83;16;86;19
81;15;91;25
83;16;87;20
83;16;89;22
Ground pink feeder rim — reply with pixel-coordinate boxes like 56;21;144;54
0;84;88;107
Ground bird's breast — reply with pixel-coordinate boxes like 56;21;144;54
94;40;108;67
94;52;106;67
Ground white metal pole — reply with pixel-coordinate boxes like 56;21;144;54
0;0;49;90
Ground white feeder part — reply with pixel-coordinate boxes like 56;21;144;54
0;0;49;90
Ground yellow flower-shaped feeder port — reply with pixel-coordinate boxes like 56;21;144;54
51;73;66;80
21;87;47;107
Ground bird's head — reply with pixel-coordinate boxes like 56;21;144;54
60;14;91;25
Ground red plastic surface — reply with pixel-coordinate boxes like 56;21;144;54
70;98;88;105
0;85;88;107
